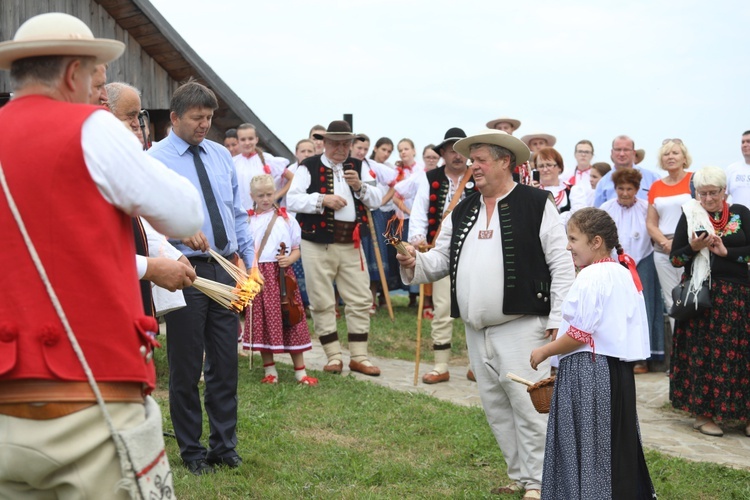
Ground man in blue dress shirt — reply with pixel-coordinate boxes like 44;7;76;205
594;135;661;207
149;80;254;476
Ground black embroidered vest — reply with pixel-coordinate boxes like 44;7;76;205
296;155;370;243
425;166;477;244
448;186;553;319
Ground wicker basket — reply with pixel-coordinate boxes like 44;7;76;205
527;376;555;414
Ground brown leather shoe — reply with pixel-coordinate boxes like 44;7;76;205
422;371;450;384
633;362;649;375
467;369;476;382
348;360;381;376
323;360;343;374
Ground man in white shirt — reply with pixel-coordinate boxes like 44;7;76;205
288;120;383;376
398;130;575;498
726;130;750;208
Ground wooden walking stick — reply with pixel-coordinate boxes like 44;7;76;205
367;216;394;320
414;282;425;386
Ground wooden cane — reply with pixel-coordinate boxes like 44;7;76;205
414;283;425;386
367;215;394;320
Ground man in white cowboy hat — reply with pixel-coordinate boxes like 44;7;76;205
287;120;384;376
408;127;475;384
486;116;521;135
0;12;203;498
520;132;557;159
398;130;575;499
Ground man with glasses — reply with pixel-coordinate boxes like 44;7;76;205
594;135;660;207
288;120;384;376
567;140;595;187
726;130;750;208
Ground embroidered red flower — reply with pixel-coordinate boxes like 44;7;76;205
429;194;437;201
321;187;327;193
428;218;436;225
362;215;368;223
432;181;440;189
320;221;326;228
429;230;436;237
429;207;436;214
319;167;325;173
320;176;326;182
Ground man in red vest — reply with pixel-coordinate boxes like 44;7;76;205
0;12;203;498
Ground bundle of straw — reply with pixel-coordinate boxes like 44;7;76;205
383;214;410;256
191;250;264;312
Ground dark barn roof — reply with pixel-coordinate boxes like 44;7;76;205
0;0;291;158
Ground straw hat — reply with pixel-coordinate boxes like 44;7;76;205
520;132;557;148
486;117;521;132
635;149;646;165
0;13;125;70
432;127;467;155
312;120;356;141
453;129;531;166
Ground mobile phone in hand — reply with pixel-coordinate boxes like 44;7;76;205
695;229;708;237
532;170;540;182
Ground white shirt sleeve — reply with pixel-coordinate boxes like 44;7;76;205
82;110;204;238
286;164;323;214
539;199;576;329
142;218;183;260
408;175;430;244
135;255;148;279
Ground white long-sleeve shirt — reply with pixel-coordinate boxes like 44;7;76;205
287;155;383;220
402;187;575;331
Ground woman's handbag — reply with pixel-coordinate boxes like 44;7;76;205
669;278;711;320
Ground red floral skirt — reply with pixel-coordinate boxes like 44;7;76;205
670;279;750;422
242;262;311;353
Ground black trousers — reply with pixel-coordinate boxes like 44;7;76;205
166;260;239;462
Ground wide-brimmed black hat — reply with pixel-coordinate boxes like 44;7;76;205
432;127;467;155
313;120;356;141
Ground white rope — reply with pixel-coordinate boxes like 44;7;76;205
0;162;137;496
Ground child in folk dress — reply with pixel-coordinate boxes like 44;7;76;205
530;208;655;499
242;175;317;385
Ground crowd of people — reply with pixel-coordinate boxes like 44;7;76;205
1;12;748;500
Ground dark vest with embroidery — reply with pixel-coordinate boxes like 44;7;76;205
449;186;553;319
425;167;477;244
296;155;370;243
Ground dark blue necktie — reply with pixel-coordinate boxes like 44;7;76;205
189;144;228;250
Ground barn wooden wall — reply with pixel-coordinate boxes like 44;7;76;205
0;0;177;110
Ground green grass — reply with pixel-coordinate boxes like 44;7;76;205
334;294;468;365
152;303;750;499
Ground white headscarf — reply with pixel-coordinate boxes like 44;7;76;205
681;199;713;298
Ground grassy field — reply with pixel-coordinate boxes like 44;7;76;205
153;296;750;499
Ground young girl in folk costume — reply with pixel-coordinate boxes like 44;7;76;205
530;208;655;500
243;175;318;385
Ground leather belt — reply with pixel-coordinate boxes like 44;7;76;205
333;221;357;244
0;380;145;420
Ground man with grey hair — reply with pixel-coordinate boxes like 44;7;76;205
594;134;660;207
0;12;202;497
105;82;142;138
106;80;195;316
398;130;574;498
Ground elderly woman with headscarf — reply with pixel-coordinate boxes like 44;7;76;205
669;166;750;437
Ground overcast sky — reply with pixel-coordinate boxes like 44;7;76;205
150;0;749;176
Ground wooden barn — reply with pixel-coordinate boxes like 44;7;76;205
0;0;292;157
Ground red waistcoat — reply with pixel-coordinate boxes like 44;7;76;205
0;95;157;391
